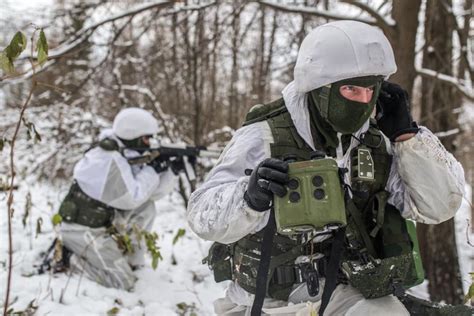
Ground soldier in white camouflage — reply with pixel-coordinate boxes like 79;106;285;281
55;108;177;290
187;21;467;315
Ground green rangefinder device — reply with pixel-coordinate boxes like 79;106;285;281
274;158;347;235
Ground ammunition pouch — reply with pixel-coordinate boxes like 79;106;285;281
205;242;233;283
342;254;412;298
400;294;474;316
343;200;424;298
58;182;117;228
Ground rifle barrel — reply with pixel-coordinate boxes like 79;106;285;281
126;145;221;164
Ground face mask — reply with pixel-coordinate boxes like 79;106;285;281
309;76;383;134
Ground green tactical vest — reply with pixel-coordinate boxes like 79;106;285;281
58;138;123;228
206;99;424;301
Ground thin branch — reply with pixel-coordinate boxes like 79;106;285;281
466;219;474;247
439;0;473;80
340;0;395;29
25;1;174;61
417;67;474;101
434;128;461;138
1;1;218;86
36;81;69;93
256;0;376;25
3;29;39;316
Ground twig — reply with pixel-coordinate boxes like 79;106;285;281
0;185;19;192
340;0;395;29
3;29;39;316
0;1;218;86
466;219;474;247
59;232;101;303
36;81;69;93
256;0;376;25
416;67;474;101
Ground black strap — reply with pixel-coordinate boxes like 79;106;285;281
37;238;58;274
251;210;277;316
319;227;346;316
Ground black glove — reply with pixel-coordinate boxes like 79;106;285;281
149;158;169;173
170;157;185;175
376;81;419;141
244;158;289;212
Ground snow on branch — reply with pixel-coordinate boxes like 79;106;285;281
0;0;218;86
28;1;174;61
256;0;376;25
340;0;395;29
416;67;474;101
44;0;217;61
435;128;460;138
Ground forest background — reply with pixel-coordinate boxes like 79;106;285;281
0;0;473;315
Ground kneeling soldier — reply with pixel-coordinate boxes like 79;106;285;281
55;107;177;290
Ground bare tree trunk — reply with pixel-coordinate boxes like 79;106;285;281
455;0;474;229
250;5;267;104
204;4;220;133
417;0;464;305
261;11;278;104
192;10;204;145
388;0;421;94
172;12;182;113
228;3;241;129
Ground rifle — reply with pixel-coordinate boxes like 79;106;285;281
127;144;221;181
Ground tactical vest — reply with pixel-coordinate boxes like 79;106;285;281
206;99;424;301
58;138;123;228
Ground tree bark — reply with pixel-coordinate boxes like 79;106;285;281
417;0;464;305
228;3;241;129
388;0;421;95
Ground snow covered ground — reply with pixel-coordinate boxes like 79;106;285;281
0;179;472;315
0;180;227;315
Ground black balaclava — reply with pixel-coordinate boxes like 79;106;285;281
309;76;383;134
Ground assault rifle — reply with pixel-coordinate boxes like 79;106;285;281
127;144;221;181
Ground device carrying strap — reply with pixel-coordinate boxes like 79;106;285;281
319;227;346;315
251;209;277;316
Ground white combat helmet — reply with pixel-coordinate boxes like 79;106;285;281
294;20;397;93
112;107;159;140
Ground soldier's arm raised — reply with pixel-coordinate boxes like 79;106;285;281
385;126;465;224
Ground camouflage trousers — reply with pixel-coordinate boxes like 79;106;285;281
214;283;409;315
60;200;156;290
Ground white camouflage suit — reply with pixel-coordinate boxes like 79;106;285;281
187;21;466;315
61;129;176;290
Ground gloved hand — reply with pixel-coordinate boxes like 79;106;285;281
376;81;419;141
170;157;185;175
149;158;169;173
244;158;289;212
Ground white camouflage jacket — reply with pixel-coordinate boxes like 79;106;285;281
70;129;176;223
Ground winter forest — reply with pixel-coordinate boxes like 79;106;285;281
0;0;473;315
